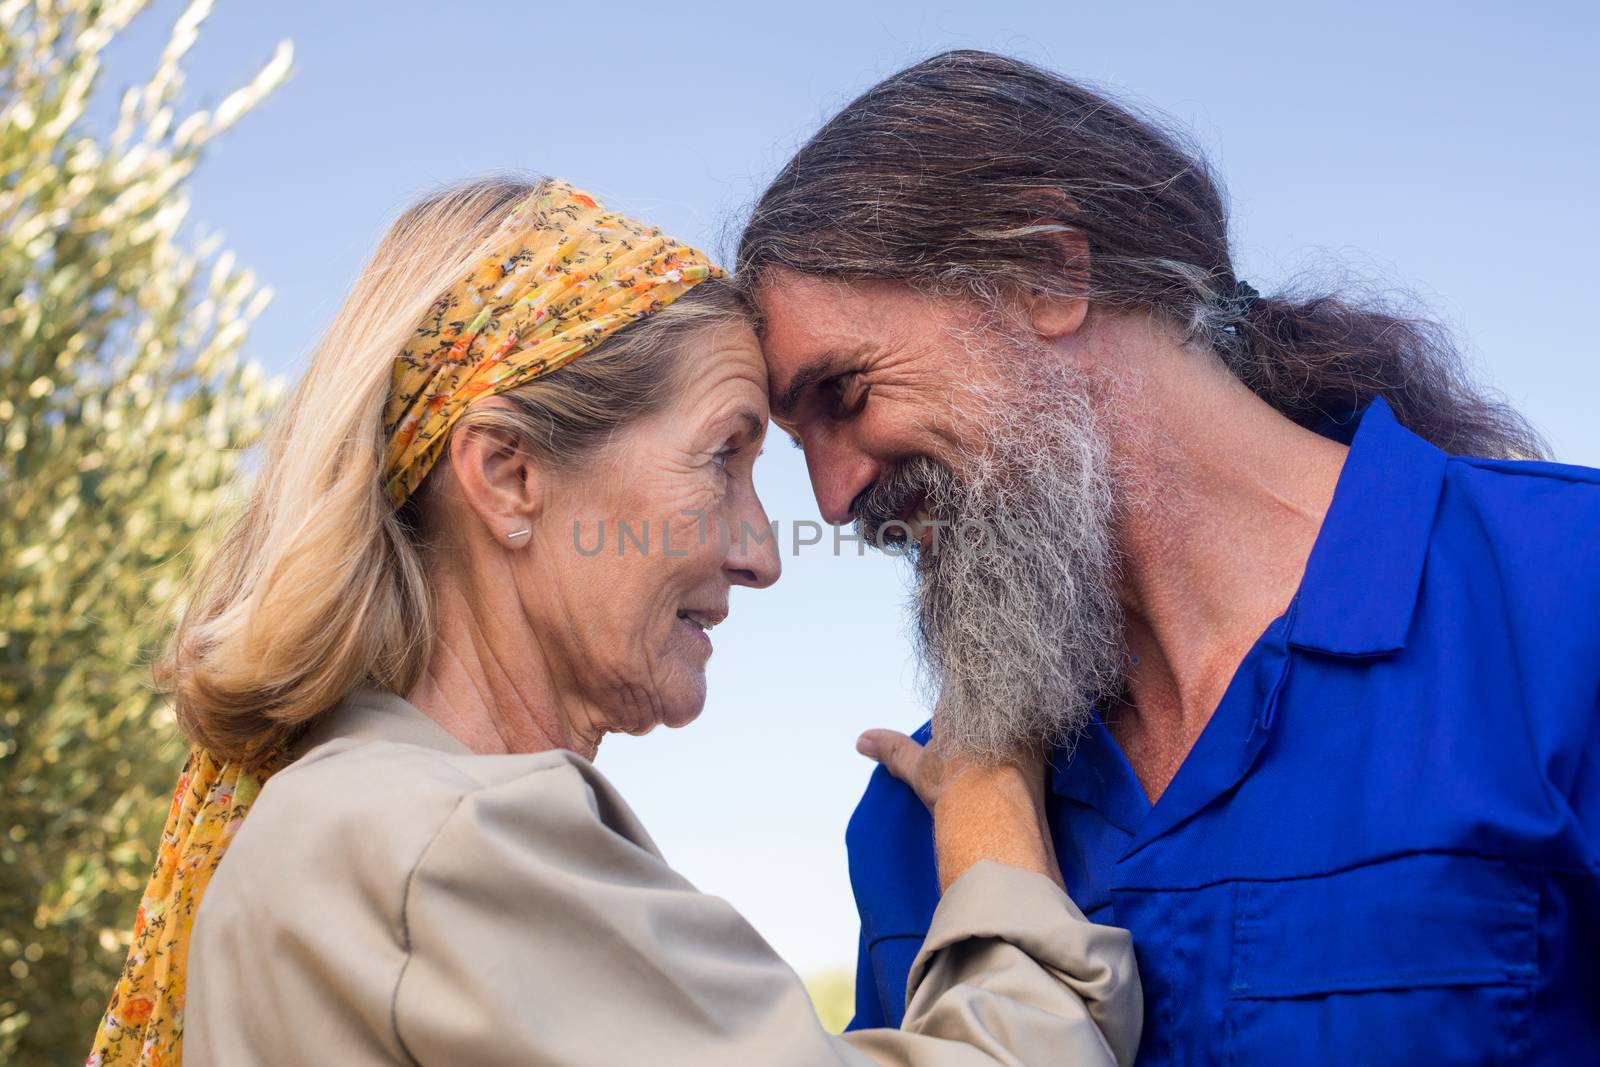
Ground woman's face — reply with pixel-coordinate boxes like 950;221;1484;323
524;323;781;736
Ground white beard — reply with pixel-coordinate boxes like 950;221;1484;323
855;352;1124;759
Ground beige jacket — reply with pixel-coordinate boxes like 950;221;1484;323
188;688;1141;1066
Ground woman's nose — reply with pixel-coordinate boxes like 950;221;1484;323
723;497;782;590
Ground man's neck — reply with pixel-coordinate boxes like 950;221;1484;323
1094;341;1347;801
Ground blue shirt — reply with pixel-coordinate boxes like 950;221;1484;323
844;398;1600;1065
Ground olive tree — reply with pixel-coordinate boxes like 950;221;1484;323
0;2;289;1061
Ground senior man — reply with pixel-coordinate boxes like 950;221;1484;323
738;51;1599;1065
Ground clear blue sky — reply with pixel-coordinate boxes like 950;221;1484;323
103;0;1599;976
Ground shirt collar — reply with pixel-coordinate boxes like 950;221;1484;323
1049;399;1446;821
1287;396;1448;657
298;685;474;757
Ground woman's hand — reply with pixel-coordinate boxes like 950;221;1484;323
858;727;1063;892
855;728;953;810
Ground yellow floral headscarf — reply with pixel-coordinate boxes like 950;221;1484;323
383;178;725;507
89;179;724;1066
87;749;277;1067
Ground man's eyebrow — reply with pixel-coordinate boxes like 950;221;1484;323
772;347;870;418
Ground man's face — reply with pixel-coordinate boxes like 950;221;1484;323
756;270;1125;758
758;272;1010;531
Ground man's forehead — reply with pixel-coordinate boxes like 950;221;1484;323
756;274;913;373
756;273;914;335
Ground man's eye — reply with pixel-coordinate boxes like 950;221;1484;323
711;447;737;469
828;373;868;417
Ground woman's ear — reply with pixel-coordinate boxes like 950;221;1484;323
444;399;541;546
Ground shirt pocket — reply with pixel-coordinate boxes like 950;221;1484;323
1226;852;1538;1067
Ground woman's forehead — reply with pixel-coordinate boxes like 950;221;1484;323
674;325;771;416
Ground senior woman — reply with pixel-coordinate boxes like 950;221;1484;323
88;178;1140;1067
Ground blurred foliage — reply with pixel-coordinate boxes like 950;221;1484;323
804;969;855;1034
0;1;288;1062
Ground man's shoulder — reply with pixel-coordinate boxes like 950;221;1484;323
845;720;934;847
1439;453;1600;554
1430;453;1600;653
844;720;942;941
1449;453;1600;491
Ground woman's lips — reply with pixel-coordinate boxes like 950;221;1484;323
675;609;724;656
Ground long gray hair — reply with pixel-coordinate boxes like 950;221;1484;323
738;50;1544;460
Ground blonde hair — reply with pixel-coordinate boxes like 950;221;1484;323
161;176;748;764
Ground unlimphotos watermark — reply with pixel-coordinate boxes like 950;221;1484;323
570;509;1040;561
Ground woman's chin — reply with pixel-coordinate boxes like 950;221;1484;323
661;685;707;730
658;675;708;730
611;701;701;739
662;705;704;730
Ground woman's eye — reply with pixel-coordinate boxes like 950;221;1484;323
711;448;737;470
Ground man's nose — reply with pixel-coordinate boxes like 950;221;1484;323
804;436;880;526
